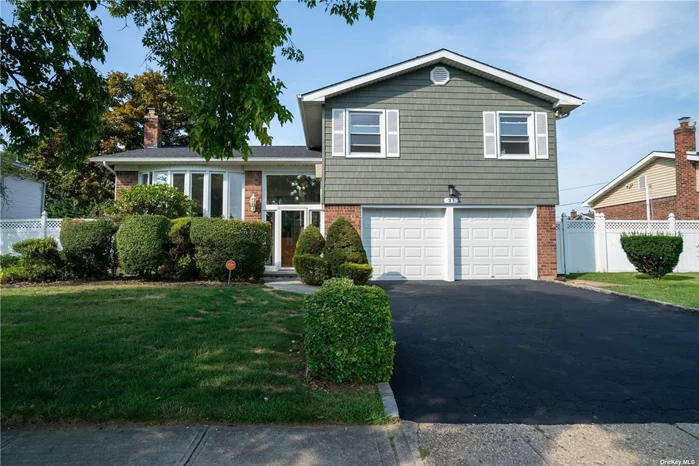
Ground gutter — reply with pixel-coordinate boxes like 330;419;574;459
102;161;116;176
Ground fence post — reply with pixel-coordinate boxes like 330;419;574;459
594;212;608;272
40;211;48;239
668;213;676;235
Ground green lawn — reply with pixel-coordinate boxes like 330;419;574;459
566;272;699;308
1;284;388;426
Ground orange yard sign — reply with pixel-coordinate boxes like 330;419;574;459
226;260;236;271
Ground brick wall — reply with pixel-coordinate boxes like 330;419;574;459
536;205;557;278
115;171;138;199
596;196;677;220
324;205;361;235
674;118;698;220
244;171;262;222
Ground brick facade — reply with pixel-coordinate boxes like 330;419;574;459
244;171;262;222
115;171;138;199
595;195;677;220
536;205;557;278
674;118;698;220
324;205;361;235
144;108;162;148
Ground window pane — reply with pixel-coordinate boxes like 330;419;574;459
266;175;321;205
350;134;381;145
210;173;224;218
310;211;321;229
191;173;204;216
140;173;149;185
350;144;382;153
500;115;529;136
153;172;168;185
266;211;275;265
350;113;380;126
173;174;185;193
501;142;530;155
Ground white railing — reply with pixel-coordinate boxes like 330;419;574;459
0;212;64;254
557;213;699;274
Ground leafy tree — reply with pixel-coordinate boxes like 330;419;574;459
2;0;376;165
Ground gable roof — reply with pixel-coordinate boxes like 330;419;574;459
91;146;321;164
297;49;586;149
582;151;675;207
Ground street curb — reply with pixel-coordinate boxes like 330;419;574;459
553;280;699;313
378;382;400;420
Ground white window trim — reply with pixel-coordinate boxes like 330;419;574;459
346;108;386;159
496;111;535;160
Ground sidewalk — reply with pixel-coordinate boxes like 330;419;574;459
1;424;421;466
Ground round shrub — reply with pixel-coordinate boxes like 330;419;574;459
116;215;170;276
190;218;272;281
620;234;684;279
163;217;197;280
0;253;20;268
339;263;373;285
295;225;325;255
305;280;395;383
105;184;197;219
60;219;117;278
10;238;64;281
323;216;368;277
293;254;329;286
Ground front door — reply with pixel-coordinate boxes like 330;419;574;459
280;210;304;268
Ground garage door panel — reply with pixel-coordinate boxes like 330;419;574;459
363;208;444;281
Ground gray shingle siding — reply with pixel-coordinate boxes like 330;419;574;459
323;66;559;206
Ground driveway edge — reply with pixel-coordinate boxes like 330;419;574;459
377;382;400;420
553;280;699;313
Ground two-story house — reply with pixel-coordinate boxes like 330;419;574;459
92;49;585;281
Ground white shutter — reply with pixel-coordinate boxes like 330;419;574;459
483;112;497;159
535;112;549;159
386;109;400;158
332;109;345;156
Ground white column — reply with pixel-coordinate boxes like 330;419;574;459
594;212;608;272
222;173;229;219
203;171;210;217
443;207;455;282
40;211;48;238
668;213;676;235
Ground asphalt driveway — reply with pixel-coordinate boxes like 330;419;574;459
378;280;699;424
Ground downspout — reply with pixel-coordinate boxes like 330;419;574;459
102;162;117;199
645;182;651;221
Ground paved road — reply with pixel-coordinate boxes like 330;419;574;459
380;280;699;424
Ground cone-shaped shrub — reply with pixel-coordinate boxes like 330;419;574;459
295;225;325;255
323;216;368;277
620;234;683;279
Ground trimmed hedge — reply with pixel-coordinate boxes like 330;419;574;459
60;219;117;278
620;234;684;279
323;216;368;277
293;254;329;286
295;225;325;255
163;217;197;279
339;262;373;285
190;218;272;280
116;215;170;276
7;238;64;282
105;184;196;219
304;278;395;383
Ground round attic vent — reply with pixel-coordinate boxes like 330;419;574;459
430;66;450;85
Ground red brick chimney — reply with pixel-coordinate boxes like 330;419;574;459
144;107;162;148
674;116;697;219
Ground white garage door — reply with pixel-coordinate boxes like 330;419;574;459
455;208;533;279
362;208;444;280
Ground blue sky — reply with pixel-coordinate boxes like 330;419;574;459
12;1;699;215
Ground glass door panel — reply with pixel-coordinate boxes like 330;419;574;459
266;211;275;266
281;210;304;268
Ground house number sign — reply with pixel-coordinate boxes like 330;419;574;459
443;197;459;204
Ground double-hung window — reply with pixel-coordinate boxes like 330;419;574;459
348;110;384;156
498;113;533;158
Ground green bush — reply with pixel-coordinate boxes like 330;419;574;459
0;265;29;284
0;253;19;268
60;219;117;278
295;225;325;255
304;279;395;383
293;254;329;286
620;234;684;279
163;217;198;279
106;184;196;219
323;216;368;277
339;262;373;285
116;215;170;276
190;218;272;281
10;238;64;281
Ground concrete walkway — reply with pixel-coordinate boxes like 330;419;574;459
265;280;319;295
1;424;421;466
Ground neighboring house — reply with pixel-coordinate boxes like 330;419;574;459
91;49;585;280
568;210;594;220
0;161;46;219
584;118;698;220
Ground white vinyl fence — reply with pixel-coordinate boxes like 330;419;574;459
557;213;699;274
0;212;63;254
